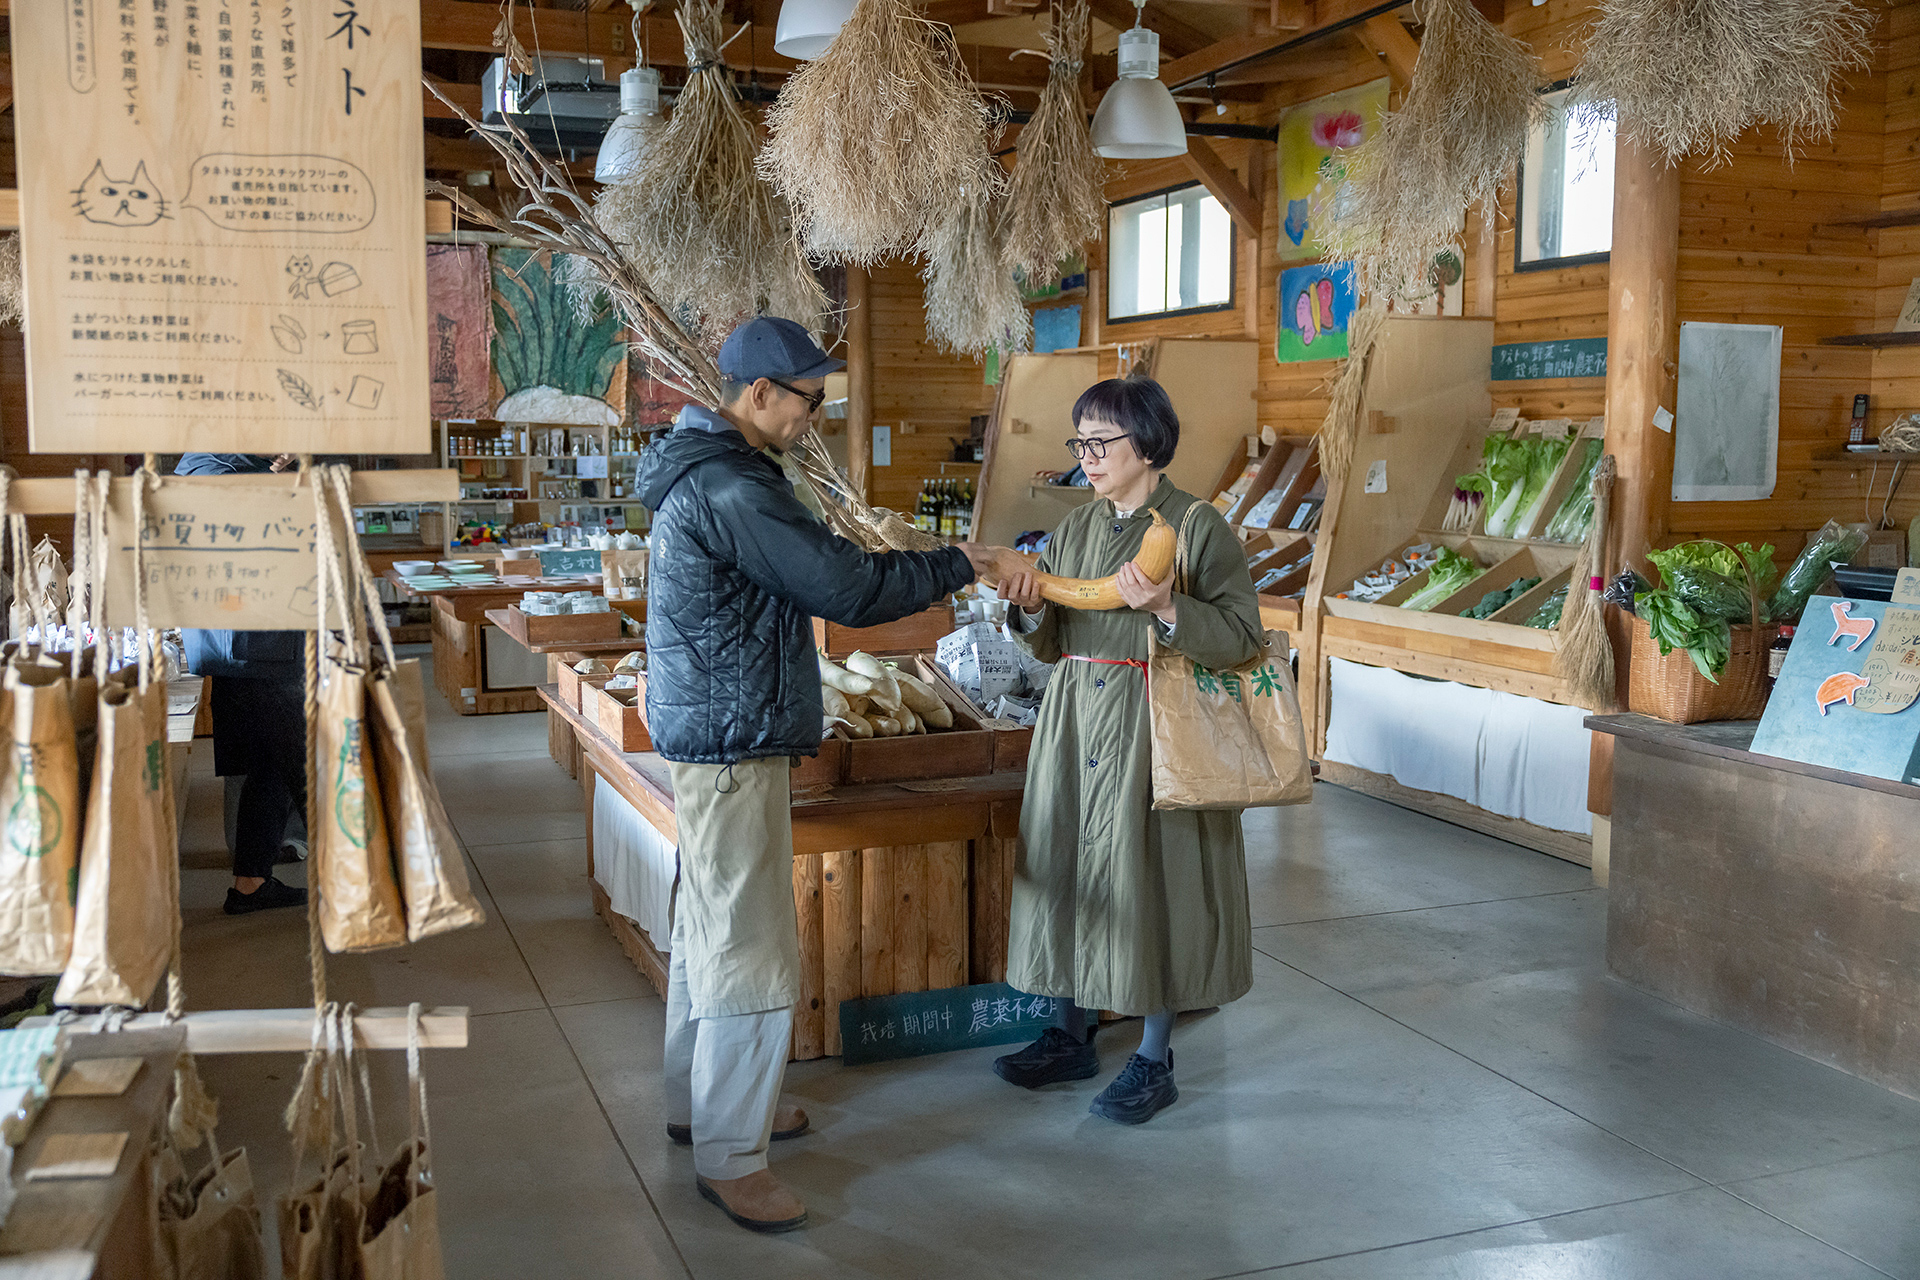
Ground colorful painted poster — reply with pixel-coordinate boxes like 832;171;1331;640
490;248;627;426
1032;305;1083;354
628;365;697;429
1277;263;1357;363
426;245;493;419
1274;79;1390;262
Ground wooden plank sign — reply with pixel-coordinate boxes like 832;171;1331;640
103;474;321;631
839;982;1063;1066
11;1;428;453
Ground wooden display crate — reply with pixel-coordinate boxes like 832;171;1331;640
584;680;652;752
499;603;623;646
1324;540;1575;652
919;655;1034;773
555;661;617;712
814;605;954;659
838;655;995;784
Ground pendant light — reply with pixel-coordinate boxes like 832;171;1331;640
774;0;857;60
1090;0;1187;160
595;66;662;184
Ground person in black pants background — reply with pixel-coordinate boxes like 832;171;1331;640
176;453;309;914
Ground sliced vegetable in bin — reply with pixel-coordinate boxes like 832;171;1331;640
1399;547;1485;612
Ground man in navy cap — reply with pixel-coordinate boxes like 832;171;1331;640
635;317;996;1232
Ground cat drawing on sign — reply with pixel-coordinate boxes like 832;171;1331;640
71;161;168;228
285;255;319;300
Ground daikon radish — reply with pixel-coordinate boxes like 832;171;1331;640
818;653;876;697
870;715;902;737
890;668;954;729
830;714;871;739
822;686;854;720
897;706;922;734
844;652;901;708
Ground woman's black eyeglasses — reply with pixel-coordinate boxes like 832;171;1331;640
1065;434;1132;461
767;377;827;413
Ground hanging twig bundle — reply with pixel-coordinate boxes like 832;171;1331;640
921;156;1032;359
591;0;826;342
1571;0;1871;169
1314;302;1387;489
759;0;995;264
1002;0;1103;284
0;235;22;329
1325;0;1542;304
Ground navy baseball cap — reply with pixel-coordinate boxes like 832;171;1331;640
718;316;845;382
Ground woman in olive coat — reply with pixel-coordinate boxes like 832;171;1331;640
995;375;1263;1124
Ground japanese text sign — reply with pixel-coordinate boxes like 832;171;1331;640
839;983;1064;1066
13;0;428;453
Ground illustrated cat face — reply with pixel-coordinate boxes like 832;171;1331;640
287;254;314;278
72;161;168;228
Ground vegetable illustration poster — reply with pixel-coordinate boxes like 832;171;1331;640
10;1;428;453
1274;79;1389;263
1277;263;1357;363
490;249;627;427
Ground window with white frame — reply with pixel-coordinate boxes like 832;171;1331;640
1516;86;1615;269
1107;183;1235;321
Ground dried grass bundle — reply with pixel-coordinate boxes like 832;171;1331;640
1315;302;1387;488
1325;0;1542;303
591;0;826;342
0;235;22;329
1003;1;1103;283
1571;0;1872;167
921;158;1032;358
760;0;994;264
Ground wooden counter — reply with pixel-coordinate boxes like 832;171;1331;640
542;686;1025;1060
1588;713;1920;1100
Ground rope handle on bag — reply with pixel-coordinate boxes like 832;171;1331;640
407;1001;434;1192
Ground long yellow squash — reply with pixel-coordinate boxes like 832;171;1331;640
982;508;1177;610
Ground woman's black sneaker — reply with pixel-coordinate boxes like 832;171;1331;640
1088;1051;1178;1124
223;876;308;915
992;1026;1098;1087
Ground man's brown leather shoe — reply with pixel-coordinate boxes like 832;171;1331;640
667;1103;809;1146
697;1170;807;1233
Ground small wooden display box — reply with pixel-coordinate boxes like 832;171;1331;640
583;680;652;752
814;605;954;658
498;603;624;646
555;661;616;712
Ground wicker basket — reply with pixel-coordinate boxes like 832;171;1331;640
1626;614;1778;724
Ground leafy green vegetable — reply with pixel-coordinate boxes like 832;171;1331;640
1766;520;1870;623
1544;440;1603;542
1636;589;1731;681
1464;576;1541;620
1477;437;1534;537
1645;541;1778;624
1401;548;1484;612
1524;584;1569;629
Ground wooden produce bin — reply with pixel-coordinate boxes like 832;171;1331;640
584;681;652;752
814;606;954;659
837;655;995;784
496;603;624;647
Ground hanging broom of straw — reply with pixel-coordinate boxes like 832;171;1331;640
759;0;995;264
0;235;22;329
1556;452;1617;709
590;0;826;343
1002;0;1103;284
1314;302;1387;489
1571;0;1871;169
922;156;1033;358
1324;0;1542;304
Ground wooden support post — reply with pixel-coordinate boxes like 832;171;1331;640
1242;144;1266;343
847;265;875;503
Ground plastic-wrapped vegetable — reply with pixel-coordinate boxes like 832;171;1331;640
1463;576;1540;620
1485;435;1571;538
1401;547;1484;611
1525;584;1570;629
1645;541;1778;624
1766;519;1870;623
1543;439;1603;542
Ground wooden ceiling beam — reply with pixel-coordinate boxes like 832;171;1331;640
1183;137;1262;241
1085;0;1217;60
1158;0;1405;91
1352;13;1419;89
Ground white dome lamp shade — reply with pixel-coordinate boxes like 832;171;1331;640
1090;14;1188;160
774;0;858;60
595;67;663;184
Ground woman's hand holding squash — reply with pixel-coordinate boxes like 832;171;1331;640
1115;561;1176;626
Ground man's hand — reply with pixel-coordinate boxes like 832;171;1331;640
268;453;297;473
956;541;1008;582
998;569;1044;611
1116;562;1176;625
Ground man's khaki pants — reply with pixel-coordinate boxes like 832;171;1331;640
662;757;798;1181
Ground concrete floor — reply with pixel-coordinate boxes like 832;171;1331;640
177;654;1920;1279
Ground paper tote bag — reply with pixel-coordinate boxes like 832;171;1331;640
0;660;81;974
157;1142;267;1280
1148;630;1314;810
56;672;177;1007
315;660;407;954
368;662;486;942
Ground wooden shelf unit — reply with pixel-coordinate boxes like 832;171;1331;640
1817;331;1920;348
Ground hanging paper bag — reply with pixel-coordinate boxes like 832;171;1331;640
56;669;177;1006
358;1004;446;1280
367;665;485;942
600;547;648;602
0;659;81;974
156;1137;268;1280
314;647;407;954
279;1006;373;1280
1146;506;1314;811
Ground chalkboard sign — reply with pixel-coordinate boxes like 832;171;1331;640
537;548;603;576
839;982;1062;1066
1491;338;1608;381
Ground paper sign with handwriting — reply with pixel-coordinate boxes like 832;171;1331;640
11;0;427;454
104;478;322;631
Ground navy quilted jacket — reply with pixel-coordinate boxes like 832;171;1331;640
634;407;973;765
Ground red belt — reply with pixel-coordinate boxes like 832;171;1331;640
1064;654;1148;688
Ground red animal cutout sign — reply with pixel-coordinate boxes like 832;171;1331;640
1816;671;1870;715
1828;600;1875;651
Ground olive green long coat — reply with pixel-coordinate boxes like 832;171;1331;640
1008;477;1263;1015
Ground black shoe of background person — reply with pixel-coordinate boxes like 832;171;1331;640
223;876;308;915
992;1025;1099;1088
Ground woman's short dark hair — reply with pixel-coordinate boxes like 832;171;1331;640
1071;374;1180;469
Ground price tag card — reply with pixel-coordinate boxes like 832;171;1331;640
12;1;427;453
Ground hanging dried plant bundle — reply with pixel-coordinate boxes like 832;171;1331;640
591;0;826;342
1571;0;1871;168
760;0;994;264
1324;0;1542;303
787;431;946;550
922;158;1032;358
1315;302;1387;489
1002;0;1103;284
0;235;23;329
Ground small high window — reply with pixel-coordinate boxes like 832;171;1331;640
1107;183;1236;322
1516;86;1615;270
